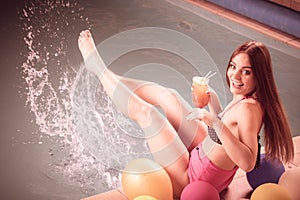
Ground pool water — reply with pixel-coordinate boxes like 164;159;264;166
1;0;299;199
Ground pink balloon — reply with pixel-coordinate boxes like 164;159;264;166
181;181;220;200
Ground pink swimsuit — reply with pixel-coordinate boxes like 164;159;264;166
188;143;238;192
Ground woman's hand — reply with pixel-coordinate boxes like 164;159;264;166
206;89;223;116
186;108;213;127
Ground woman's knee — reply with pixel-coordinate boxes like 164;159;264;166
167;88;180;97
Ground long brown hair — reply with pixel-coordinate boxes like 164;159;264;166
226;41;294;163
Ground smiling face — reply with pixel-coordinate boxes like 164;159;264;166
227;53;256;98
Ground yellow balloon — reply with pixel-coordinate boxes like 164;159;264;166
250;183;292;200
279;167;300;200
133;195;157;200
122;158;173;200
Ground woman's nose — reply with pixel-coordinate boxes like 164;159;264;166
232;70;241;80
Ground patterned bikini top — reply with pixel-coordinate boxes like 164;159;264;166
207;96;261;168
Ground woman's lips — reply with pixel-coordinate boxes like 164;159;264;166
232;80;244;88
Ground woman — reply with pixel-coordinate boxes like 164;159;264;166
78;30;294;197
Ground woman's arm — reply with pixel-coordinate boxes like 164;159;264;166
207;89;223;116
212;102;262;171
186;102;262;171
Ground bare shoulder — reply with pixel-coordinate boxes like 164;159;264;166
226;99;262;127
237;98;263;116
234;99;263;132
223;98;263;132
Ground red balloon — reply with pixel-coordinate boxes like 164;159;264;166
181;181;220;200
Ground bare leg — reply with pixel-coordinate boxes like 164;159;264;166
117;76;207;151
78;30;193;196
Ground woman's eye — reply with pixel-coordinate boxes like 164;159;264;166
242;70;251;75
229;64;236;69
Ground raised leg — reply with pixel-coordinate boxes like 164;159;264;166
78;30;206;196
117;76;207;151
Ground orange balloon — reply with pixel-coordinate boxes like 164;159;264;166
250;183;292;200
279;167;300;200
122;158;173;200
133;195;157;200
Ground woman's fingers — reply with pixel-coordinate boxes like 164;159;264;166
186;108;213;127
186;108;202;121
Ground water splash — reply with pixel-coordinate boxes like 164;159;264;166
19;0;151;195
71;66;152;169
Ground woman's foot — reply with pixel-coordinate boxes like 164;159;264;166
78;29;96;60
78;29;105;75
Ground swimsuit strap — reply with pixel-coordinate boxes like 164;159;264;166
218;95;251;119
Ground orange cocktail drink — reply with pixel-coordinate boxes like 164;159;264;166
192;76;209;108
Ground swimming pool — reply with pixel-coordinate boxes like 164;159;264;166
2;0;299;199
